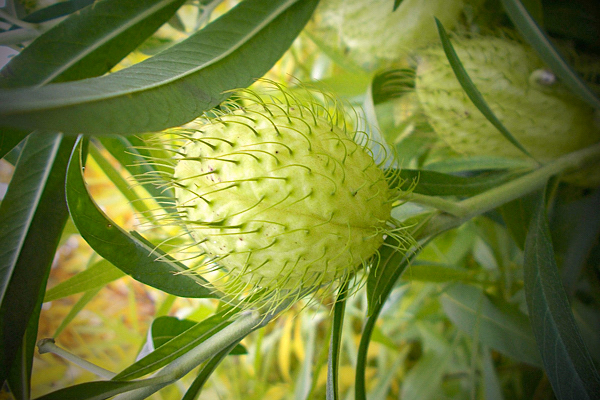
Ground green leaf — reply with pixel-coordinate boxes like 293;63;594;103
181;341;241;400
65;137;215;298
326;280;349;400
356;238;420;400
0;0;320;135
22;0;94;23
366;237;418;316
440;283;542;366
53;287;103;337
394;169;525;197
400;348;454;400
0;128;29;160
524;190;600;399
97;136;174;204
434;18;534;159
149;316;246;354
500;0;600;109
44;259;125;302
0;132;75;383
393;0;402;12
402;263;479;283
114;311;237;381
35;377;168;400
498;191;540;250
0;0;187;87
425;155;535;173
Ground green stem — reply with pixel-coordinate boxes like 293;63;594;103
37;338;116;379
413;142;600;238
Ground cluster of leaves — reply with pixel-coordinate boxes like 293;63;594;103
0;0;599;399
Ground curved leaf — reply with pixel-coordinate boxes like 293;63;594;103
524;190;600;399
0;132;75;383
0;0;319;135
0;0;187;87
114;311;238;381
65;137;215;298
326;280;349;400
434;18;534;160
356;239;421;400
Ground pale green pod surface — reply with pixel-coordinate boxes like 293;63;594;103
415;36;600;163
173;101;393;293
308;0;473;70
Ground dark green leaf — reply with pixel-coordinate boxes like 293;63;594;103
524;190;600;399
21;0;94;23
434;18;534;159
393;0;402;12
0;132;75;383
0;0;187;87
114;311;237;381
393;169;525;197
440;283;541;366
97;136;174;204
371;68;415;105
500;0;600;109
498;191;540;250
65;138;215;298
0;128;29;160
326;280;349;400
0;0;320;135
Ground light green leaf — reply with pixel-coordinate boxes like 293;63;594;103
0;0;319;135
441;283;541;367
400;347;454;400
524;191;600;399
44;259;125;302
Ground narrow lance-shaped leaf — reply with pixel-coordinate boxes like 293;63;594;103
65;137;215;298
434;18;534;160
524;190;600;399
0;0;320;135
355;238;421;400
0;133;76;385
0;0;187;87
326;280;349;400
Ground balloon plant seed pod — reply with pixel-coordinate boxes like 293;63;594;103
415;35;600;185
307;0;481;71
139;80;414;310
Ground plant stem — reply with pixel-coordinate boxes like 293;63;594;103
413;142;600;238
37;338;116;379
111;305;285;400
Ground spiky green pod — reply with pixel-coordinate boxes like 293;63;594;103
415;36;600;181
156;83;408;304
